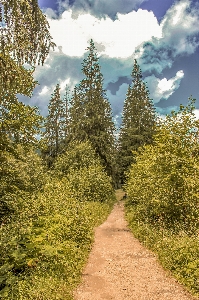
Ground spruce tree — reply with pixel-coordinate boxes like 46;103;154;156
42;84;65;167
69;40;116;179
118;59;156;183
60;85;70;147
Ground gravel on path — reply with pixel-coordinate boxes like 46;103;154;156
74;191;197;300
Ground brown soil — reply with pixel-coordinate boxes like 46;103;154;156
74;190;197;300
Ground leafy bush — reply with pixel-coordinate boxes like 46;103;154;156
0;141;116;299
0;146;47;223
53;140;101;176
0;177;115;299
126;99;199;231
66;166;114;203
53;140;115;203
125;99;199;296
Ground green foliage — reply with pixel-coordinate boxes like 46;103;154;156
1;100;43;150
126;98;199;231
0;177;115;299
0;146;47;223
125;98;199;296
0;0;55;161
66;166;114;203
53;140;101;175
0;0;55;67
1;138;115;299
0;0;55;114
53;141;115;203
0;53;37;99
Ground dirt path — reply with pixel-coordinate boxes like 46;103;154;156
74;191;196;300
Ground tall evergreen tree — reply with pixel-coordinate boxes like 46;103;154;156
118;59;156;183
42;84;65;166
60;85;70;147
69;40;116;179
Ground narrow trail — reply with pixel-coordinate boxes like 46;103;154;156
74;191;196;300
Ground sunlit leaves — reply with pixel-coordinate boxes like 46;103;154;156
126;98;199;231
0;0;55;67
53;141;115;203
1;101;43;150
0;138;115;298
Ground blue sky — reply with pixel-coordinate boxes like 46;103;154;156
19;0;199;125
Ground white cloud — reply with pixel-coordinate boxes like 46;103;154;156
160;0;199;55
193;109;199;120
58;0;148;19
60;78;71;91
46;8;161;58
145;70;184;103
25;0;199;118
135;0;199;74
39;86;49;96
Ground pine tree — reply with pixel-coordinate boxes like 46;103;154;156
69;86;86;142
69;40;116;179
118;59;156;183
60;85;70;147
42;84;65;167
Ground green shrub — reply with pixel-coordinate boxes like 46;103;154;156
125;100;199;297
53;140;115;203
0;146;47;223
1;163;115;299
53;140;101;176
126;99;199;232
66;166;114;203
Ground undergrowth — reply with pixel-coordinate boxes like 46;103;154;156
124;101;199;298
0;179;115;299
125;205;199;297
0;141;116;299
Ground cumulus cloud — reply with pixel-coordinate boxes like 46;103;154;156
145;70;184;103
58;0;149;19
43;0;199;77
137;0;199;73
24;0;198;119
160;0;199;55
46;8;161;59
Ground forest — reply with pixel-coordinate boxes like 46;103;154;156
0;1;199;299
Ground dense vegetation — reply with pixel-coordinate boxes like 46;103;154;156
1;1;199;299
0;141;115;299
125;99;199;296
1;2;116;298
